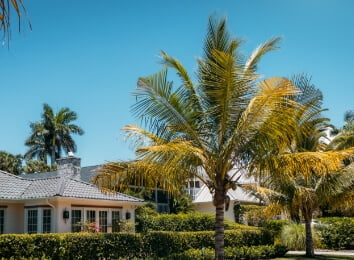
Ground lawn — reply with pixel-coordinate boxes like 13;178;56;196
275;254;354;260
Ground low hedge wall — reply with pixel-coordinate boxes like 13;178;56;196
169;244;288;260
0;228;273;259
136;212;254;233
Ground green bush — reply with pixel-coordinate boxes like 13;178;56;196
316;217;354;250
233;204;269;226
262;219;289;239
0;228;272;259
136;212;251;233
144;229;273;257
169;244;288;260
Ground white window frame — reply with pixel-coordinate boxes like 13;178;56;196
71;207;122;233
25;207;52;234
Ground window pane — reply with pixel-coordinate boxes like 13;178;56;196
99;211;107;233
86;210;96;224
0;210;4;234
27;209;38;234
71;210;82;232
112;211;120;232
42;209;51;233
195;181;200;188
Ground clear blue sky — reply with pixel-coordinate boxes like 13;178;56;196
1;0;354;166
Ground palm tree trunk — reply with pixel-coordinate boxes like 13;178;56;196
304;213;314;257
214;187;225;260
51;146;56;165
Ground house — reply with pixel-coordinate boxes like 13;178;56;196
187;176;260;222
0;155;144;234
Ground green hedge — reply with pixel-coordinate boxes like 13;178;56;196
136;212;253;233
0;228;272;259
316;217;354;250
144;229;273;257
169;244;288;260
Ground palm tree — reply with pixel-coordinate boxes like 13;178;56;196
0;0;30;42
329;110;354;150
0;151;22;174
24;103;84;165
245;76;354;257
96;17;302;259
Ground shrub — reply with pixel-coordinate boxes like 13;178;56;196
136;212;251;233
233;204;269;226
169;244;288;260
280;223;321;250
262;219;290;240
0;228;272;259
316;217;354;250
144;229;273;257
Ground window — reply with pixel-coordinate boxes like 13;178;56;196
86;210;96;224
112;211;120;232
0;209;4;234
71;209;82;232
99;211;107;233
42;209;51;233
27;209;38;234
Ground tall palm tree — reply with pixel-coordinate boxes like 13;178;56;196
24;103;84;165
96;17;302;259
245;76;354;257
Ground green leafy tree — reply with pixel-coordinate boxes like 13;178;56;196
24;103;84;165
22;160;57;174
245;76;354;257
96;17;302;259
0;151;22;174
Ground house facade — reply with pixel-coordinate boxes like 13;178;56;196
0;155;144;234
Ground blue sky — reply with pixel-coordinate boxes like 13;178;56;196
1;0;354;166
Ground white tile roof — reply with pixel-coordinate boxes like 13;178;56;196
0;170;143;202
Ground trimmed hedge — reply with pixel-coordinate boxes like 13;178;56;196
144;229;273;257
316;217;354;250
136;212;253;233
169;244;288;260
0;228;272;259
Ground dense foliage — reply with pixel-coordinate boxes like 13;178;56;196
0;229;272;259
316;217;354;249
136;211;254;233
169;244;288;260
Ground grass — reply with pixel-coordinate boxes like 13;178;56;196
275;254;354;260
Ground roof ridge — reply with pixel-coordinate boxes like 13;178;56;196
67;177;144;201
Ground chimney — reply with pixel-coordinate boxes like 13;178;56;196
56;152;81;178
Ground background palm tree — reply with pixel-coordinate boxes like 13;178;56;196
96;17;302;259
246;76;354;257
329;110;354;150
24;103;84;165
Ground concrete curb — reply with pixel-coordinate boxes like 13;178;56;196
287;250;354;256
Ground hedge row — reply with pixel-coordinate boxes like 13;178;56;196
169;244;288;260
0;229;273;259
136;212;254;233
316;217;354;250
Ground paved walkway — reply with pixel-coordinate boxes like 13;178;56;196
287;250;354;256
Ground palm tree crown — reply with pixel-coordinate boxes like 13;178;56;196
25;103;84;165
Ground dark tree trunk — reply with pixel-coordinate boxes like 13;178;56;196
214;187;225;260
51;146;56;165
304;213;314;257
